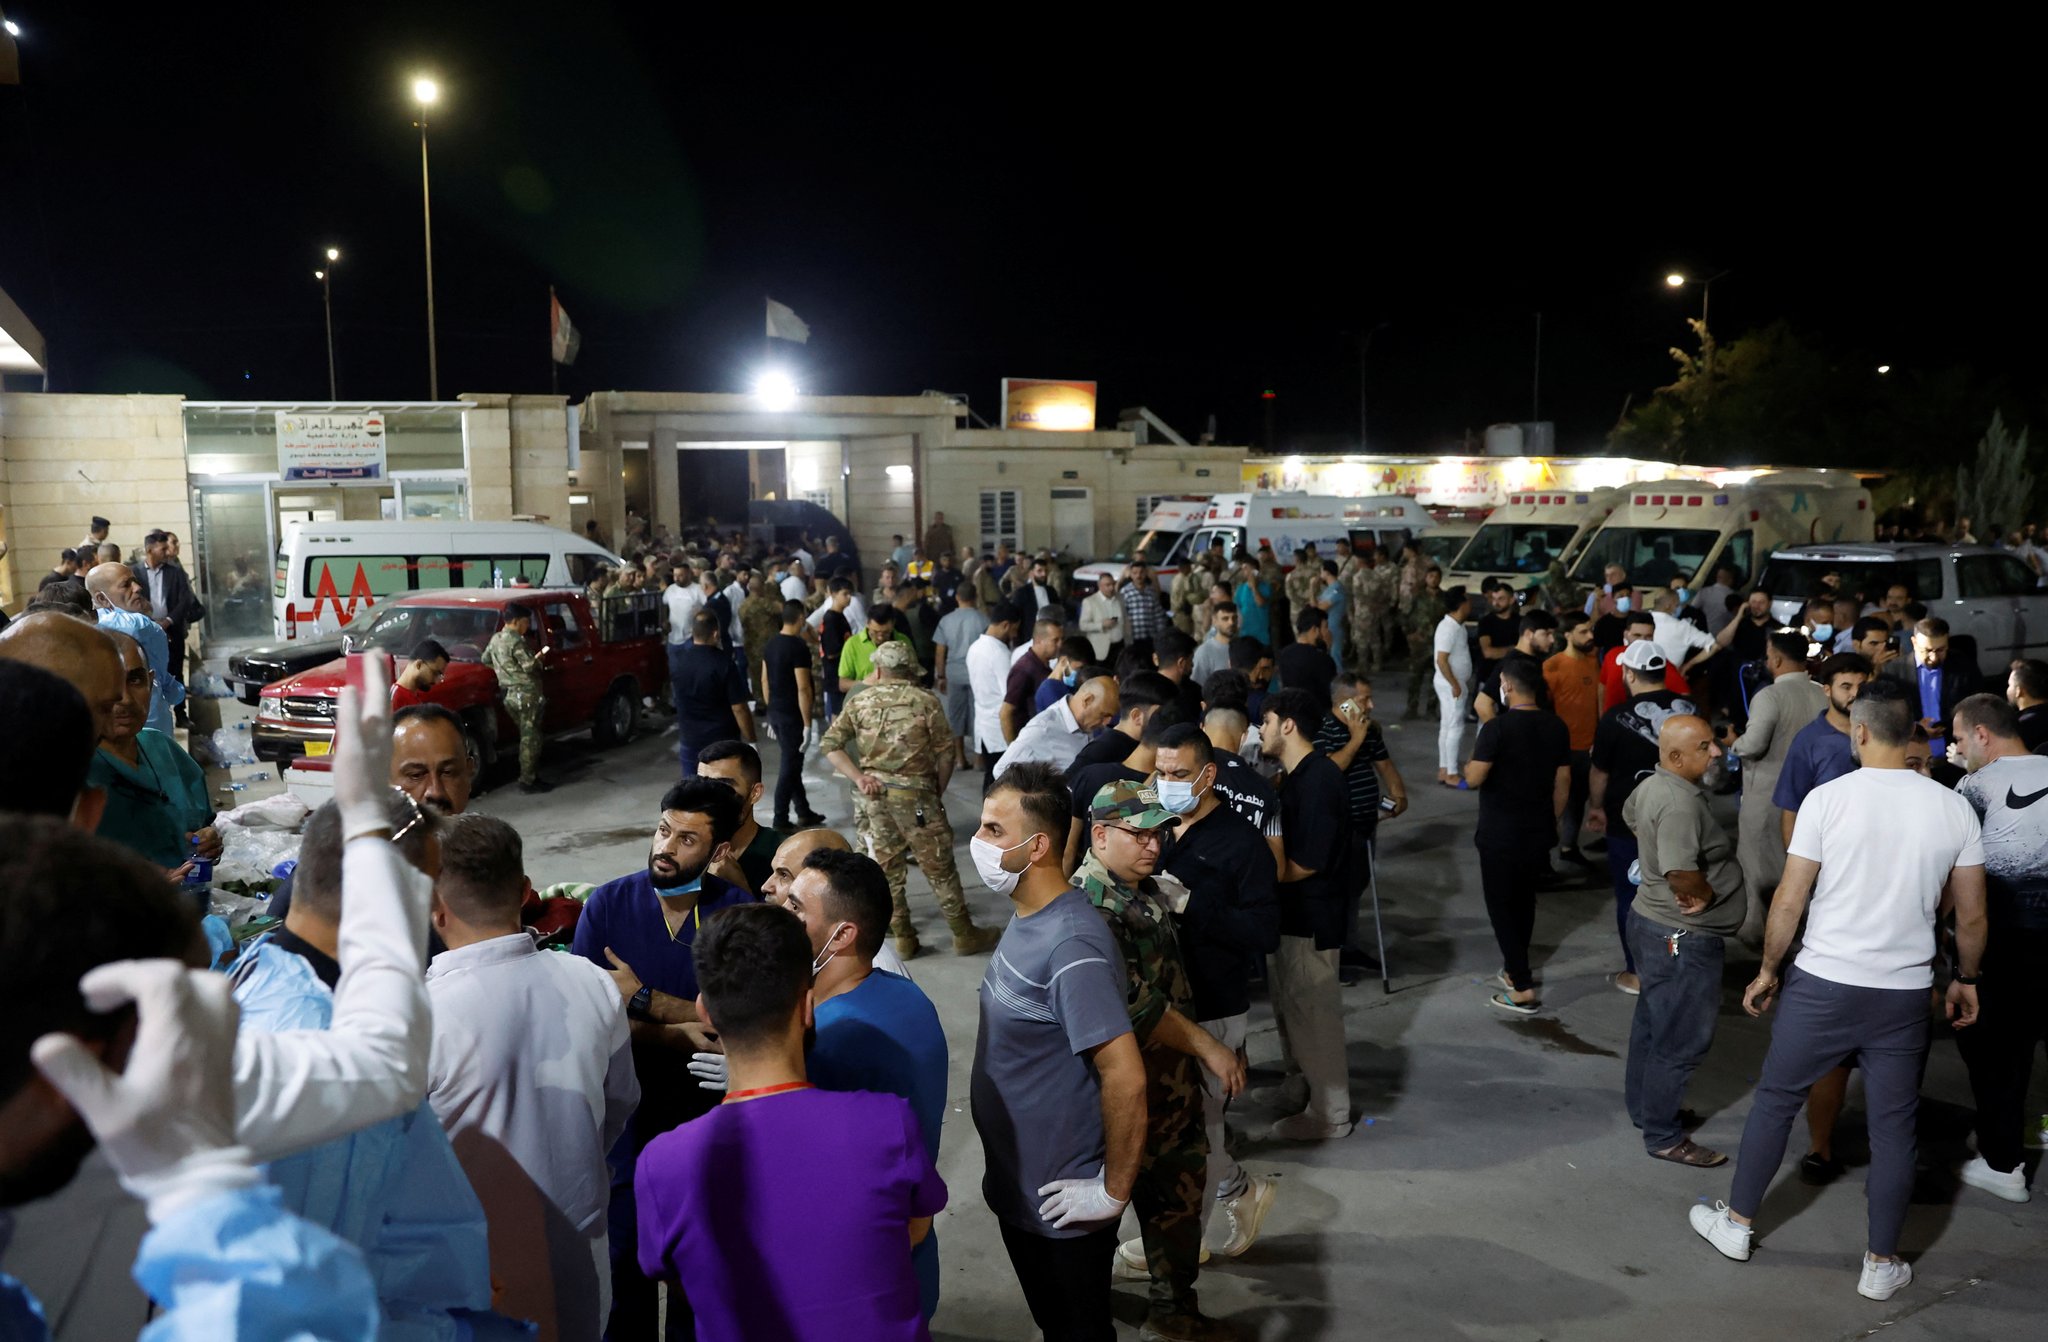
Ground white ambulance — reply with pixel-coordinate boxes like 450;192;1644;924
1450;487;1624;591
1565;470;1872;592
1071;493;1430;597
1070;497;1213;598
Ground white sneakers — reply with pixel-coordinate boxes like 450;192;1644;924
1688;1201;1753;1261
1858;1255;1913;1301
1112;1237;1210;1281
1959;1155;2031;1203
1210;1176;1278;1258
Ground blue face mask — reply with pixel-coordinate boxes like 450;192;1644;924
1675;586;1692;605
1812;623;1834;642
1157;775;1207;815
1061;668;1078;686
1614;596;1633;614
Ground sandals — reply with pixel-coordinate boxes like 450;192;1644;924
1488;991;1540;1016
1651;1139;1728;1168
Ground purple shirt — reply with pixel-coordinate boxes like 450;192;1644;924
635;1088;946;1342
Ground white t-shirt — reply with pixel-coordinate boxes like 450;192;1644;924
1788;768;1984;990
966;632;1014;753
1432;614;1472;689
1651;610;1715;665
780;574;810;602
663;584;704;645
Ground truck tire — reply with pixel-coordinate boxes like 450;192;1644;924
461;709;499;774
593;685;637;747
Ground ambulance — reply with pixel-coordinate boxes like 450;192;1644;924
1070;493;1430;597
1449;487;1624;591
1565;470;1872;592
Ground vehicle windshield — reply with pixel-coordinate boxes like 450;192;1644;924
1757;557;1943;605
1455;522;1579;574
1415;533;1469;568
1108;528;1184;565
350;605;505;661
1569;527;1720;586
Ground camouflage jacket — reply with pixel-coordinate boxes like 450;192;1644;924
1073;850;1194;1047
817;679;951;782
482;628;542;696
1404;592;1444;641
1283;565;1321;612
739;594;783;653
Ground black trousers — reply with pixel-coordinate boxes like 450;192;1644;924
1478;842;1541;992
1559;749;1590;852
1957;929;2048;1174
768;709;812;823
998;1221;1117;1342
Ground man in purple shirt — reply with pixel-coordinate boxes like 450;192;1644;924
636;904;946;1342
572;778;754;1341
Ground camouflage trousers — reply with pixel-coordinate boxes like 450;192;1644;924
1404;645;1437;717
1135;1051;1209;1317
855;785;970;937
504;690;544;784
1350;609;1391;672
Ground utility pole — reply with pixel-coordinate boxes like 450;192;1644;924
1531;311;1542;421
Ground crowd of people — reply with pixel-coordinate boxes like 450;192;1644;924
2;510;2044;1340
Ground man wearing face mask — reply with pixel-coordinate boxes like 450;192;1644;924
571;779;753;1341
1591;581;1636;653
971;763;1148;1342
1064;704;1189;871
1075;781;1245;1342
1150;724;1282;1260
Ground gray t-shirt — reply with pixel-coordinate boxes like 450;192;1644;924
1623;766;1746;935
934;606;990;665
970;887;1133;1237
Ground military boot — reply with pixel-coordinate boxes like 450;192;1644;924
949;919;1001;956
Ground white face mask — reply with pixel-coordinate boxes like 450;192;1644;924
970;834;1036;895
811;921;850;976
1157;773;1209;815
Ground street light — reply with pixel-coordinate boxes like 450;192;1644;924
315;247;341;399
1877;364;1892;375
1665;273;1685;288
412;75;441;399
1663;268;1731;331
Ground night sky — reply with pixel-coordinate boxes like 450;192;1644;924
2;10;2037;456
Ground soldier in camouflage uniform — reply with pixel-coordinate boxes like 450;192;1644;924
819;639;1002;959
482;605;550;792
1282;548;1321;649
738;575;784;704
1169;554;1217;635
1075;780;1241;1342
1402;566;1446;719
1351;552;1401;673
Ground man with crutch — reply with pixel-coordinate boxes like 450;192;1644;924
1317;671;1408;986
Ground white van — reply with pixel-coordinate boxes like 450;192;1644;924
271;519;623;639
1196;493;1430;562
1450;487;1623;591
1071;498;1212;597
1566;471;1872;592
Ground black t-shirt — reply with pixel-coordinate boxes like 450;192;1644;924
1591;612;1629;653
1590;688;1693;839
1162;805;1280;1021
762;633;811;719
2020;704;2048;753
1475;648;1548;713
1311;714;1391;826
672;643;749;748
1066;763;1145;865
1476;611;1520;661
1724;614;1772;668
930;566;961;609
704;593;733;649
1276;752;1352;947
1068;730;1139;774
819;610;852;667
1275;643;1337;712
1174;675;1205;726
1212;752;1280;834
1470;707;1571;853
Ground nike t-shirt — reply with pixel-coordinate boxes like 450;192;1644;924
1787;769;1983;990
1956;754;2048;933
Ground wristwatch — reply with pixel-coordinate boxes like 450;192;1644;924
1954;970;1983;986
628;985;654;1020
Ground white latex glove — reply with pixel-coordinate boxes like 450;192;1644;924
334;653;397;842
687;1052;729;1092
32;959;259;1223
1036;1171;1127;1229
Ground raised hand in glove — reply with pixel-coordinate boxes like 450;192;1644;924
32;959;259;1223
1036;1170;1128;1230
334;651;398;843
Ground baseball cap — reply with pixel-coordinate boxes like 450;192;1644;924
1089;780;1175;829
1616;641;1668;672
871;640;919;672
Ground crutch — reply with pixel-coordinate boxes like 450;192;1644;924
1367;835;1391;994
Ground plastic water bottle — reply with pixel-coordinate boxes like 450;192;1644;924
183;836;213;901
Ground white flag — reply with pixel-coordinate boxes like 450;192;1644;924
765;297;810;344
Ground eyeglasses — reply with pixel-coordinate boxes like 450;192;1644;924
1104;824;1165;848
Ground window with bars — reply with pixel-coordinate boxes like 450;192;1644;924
980;488;1021;554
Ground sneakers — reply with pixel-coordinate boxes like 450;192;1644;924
1138;1311;1240;1342
1959;1154;2031;1203
1688;1201;1753;1261
1270;1111;1352;1141
1857;1254;1913;1301
1112;1236;1211;1280
1209;1176;1277;1257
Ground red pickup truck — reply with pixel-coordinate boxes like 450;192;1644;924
254;587;668;770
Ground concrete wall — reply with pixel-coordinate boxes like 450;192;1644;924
0;393;193;611
460;392;574;534
846;434;916;573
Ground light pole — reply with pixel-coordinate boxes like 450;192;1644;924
314;247;339;399
1666;269;1731;380
412;76;440;400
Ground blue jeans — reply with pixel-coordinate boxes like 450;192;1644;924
1624;911;1725;1151
1604;834;1640;974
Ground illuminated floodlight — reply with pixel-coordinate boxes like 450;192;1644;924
754;369;797;410
413;76;440;106
1877;364;1891;374
326;246;341;262
1665;273;1686;287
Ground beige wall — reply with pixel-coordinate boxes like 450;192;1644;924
845;434;916;571
1;393;192;610
460;392;574;533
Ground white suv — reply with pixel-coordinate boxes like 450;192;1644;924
1759;543;2048;674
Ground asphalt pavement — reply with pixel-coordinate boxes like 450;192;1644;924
473;680;2048;1342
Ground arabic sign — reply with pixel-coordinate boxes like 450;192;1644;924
277;412;387;480
1001;378;1097;432
1240;456;1679;509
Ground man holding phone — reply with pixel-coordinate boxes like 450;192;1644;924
482;606;551;794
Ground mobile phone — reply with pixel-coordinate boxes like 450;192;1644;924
345;649;394;694
1380;796;1398;812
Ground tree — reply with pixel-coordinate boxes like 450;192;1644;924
1954;412;2035;540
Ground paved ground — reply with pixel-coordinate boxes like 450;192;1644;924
474;679;2048;1342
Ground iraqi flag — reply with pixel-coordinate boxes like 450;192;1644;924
551;290;582;366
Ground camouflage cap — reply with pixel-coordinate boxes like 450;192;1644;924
871;639;920;672
1089;779;1175;829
